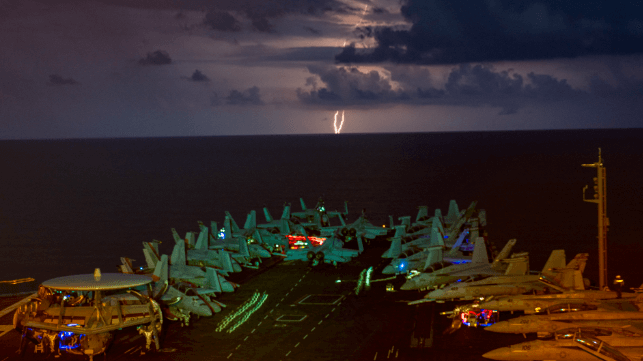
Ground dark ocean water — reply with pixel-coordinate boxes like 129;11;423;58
1;129;642;294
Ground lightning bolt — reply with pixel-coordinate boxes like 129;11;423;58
334;111;345;134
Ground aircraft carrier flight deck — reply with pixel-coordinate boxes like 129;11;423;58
0;238;531;361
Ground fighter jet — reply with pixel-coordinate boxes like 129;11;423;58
400;237;516;291
290;197;348;229
483;328;643;361
424;250;579;301
485;293;643;337
284;228;363;267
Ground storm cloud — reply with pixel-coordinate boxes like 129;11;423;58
336;0;643;64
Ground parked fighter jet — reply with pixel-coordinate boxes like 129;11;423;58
400;237;516;291
424;250;577;301
485;293;643;337
285;228;363;267
483;328;643;361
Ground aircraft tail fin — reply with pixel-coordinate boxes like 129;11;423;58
555;269;585;290
389;215;395;229
445;200;460;225
281;204;291;220
300;198;307;211
430;222;446;247
393;225;406;238
263;207;273;223
357;236;364;254
171;228;182;244
471;237;489;264
503;252;530;275
385;237;402;258
541;250;567;276
280;218;291;235
416;206;429;223
239;237;250;258
170;236;187;266
434;208;443;223
490;239;517;270
206;267;222;293
153;254;169;284
220;250;234;273
185;232;195;249
446;228;468;257
423;247;443;271
565;253;589;273
245;210;257;230
143;241;161;268
120;257;135;273
195;226;209;251
398;216;411;229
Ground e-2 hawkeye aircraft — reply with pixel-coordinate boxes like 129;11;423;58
12;269;162;360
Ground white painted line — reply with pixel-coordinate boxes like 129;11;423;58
258;321;262;326
325;314;329;318
281;297;285;302
264;315;269;319
285;293;289;296
236;344;241;350
251;329;256;334
331;307;336;312
303;334;308;339
2;356;8;361
295;342;300;348
290;288;294;291
311;327;316;332
374;351;378;360
276;303;280;307
244;336;249;341
227;353;233;359
318;320;323;325
285;350;291;357
270;309;274;313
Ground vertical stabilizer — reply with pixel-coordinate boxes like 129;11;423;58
220;250;235;273
430;222;446;247
393;225;406;238
445;200;460;225
471;237;489;264
120;257;135;273
195;227;208;250
389;215;395;229
171;228;182;244
225;211;241;233
143;242;161;267
185;232;195;248
398;216;411;229
503;252;529;275
416;206;429;223
357;236;364;254
423;247;443;271
447;229;468;257
280;218;291;235
280;204;291;220
493;239;517;263
171;237;187;266
206;267;222;293
300;198;307;211
263;207;273;223
541;250;567;276
243;211;256;230
239;237;250;257
566;253;589;273
223;216;233;240
434;209;443;223
154;254;169;283
385;237;402;258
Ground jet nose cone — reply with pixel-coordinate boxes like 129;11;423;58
485;321;509;333
233;264;243;272
197;305;213;317
221;282;234;293
399;281;413;290
482;347;513;360
426;289;445;299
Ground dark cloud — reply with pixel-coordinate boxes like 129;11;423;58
203;11;241;32
190;70;209;82
48;75;79;86
139;50;172;65
336;0;643;64
304;26;321;35
225;86;263;105
298;64;586;114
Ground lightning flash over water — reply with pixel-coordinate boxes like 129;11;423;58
334;111;345;134
334;4;367;134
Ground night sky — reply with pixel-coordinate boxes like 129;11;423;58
1;0;642;139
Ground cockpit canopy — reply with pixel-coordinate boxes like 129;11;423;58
535;303;598;315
